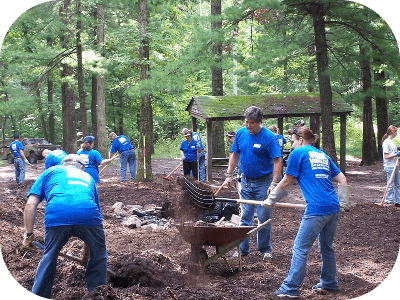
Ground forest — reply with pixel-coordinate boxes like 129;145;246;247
1;0;400;177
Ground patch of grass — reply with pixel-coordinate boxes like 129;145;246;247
153;137;182;159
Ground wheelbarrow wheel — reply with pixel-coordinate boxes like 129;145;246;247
188;245;208;275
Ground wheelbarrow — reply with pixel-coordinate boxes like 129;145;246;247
176;219;271;274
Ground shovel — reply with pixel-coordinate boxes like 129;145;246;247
33;241;84;264
33;241;116;277
163;162;183;181
182;176;305;209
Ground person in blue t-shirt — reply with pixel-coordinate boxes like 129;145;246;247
180;128;204;180
109;132;136;182
182;128;206;182
223;106;282;260
9;133;29;184
78;136;112;183
22;154;107;299
42;149;68;169
263;127;349;298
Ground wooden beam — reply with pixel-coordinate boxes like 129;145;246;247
206;119;213;181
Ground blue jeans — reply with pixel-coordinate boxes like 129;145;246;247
32;225;108;298
198;151;205;182
14;157;26;184
239;174;272;255
384;166;400;204
277;212;340;296
120;149;136;181
189;151;205;182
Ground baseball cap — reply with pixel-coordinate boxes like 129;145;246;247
82;136;95;143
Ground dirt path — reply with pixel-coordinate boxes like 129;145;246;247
1;158;399;299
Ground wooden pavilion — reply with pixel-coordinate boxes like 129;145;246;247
185;93;353;181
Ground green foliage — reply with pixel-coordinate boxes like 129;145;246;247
0;0;399;164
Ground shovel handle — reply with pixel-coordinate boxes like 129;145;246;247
99;154;119;176
33;241;84;264
163;162;183;181
215;198;305;209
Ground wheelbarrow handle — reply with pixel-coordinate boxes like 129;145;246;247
214;197;306;209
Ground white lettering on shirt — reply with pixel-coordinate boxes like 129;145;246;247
118;137;127;144
308;151;330;171
253;144;261;148
67;168;91;184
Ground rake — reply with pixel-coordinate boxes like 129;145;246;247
181;176;305;209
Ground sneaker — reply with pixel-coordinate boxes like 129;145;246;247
273;288;299;298
312;283;337;293
395;203;400;207
231;250;247;258
263;252;273;260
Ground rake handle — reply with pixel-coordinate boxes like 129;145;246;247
163;162;183;181
215;198;306;209
379;157;399;206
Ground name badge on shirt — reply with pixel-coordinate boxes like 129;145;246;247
253;144;261;148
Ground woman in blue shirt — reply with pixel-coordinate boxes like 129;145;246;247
263;127;349;298
180;129;203;180
77;136;112;183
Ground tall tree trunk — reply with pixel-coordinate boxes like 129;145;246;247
360;45;379;165
47;38;55;144
61;0;76;154
91;7;98;148
76;0;88;136
211;0;225;158
96;4;107;157
137;0;153;181
310;3;337;163
48;78;55;143
374;58;388;159
36;88;48;140
91;76;97;145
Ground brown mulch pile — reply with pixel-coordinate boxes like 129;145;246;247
1;158;399;299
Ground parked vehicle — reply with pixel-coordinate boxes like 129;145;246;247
1;138;62;164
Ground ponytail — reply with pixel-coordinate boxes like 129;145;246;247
381;125;397;144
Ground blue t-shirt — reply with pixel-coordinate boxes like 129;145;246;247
77;148;104;183
192;132;205;157
180;138;203;162
110;135;133;153
9;141;24;158
45;150;67;169
285;145;341;216
276;134;287;156
231;126;281;179
26;165;102;228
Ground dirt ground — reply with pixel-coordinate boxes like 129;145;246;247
0;158;399;299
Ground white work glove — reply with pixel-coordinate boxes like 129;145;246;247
24;158;29;164
181;154;186;161
338;184;351;212
267;181;278;195
262;186;288;208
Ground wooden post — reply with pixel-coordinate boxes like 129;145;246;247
277;116;283;136
191;116;197;133
340;113;347;174
309;115;320;149
206;119;213;181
